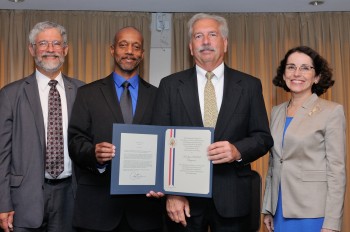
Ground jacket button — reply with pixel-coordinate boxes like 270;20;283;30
280;159;283;163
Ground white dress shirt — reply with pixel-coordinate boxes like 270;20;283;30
36;69;72;179
196;63;224;122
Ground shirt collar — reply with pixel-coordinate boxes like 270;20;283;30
112;72;139;89
36;69;64;91
196;62;224;80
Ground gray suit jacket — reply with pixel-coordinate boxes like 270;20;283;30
0;73;84;228
262;93;346;231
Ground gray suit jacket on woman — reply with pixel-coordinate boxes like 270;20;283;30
262;93;346;231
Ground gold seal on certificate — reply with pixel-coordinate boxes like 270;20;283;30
169;138;176;148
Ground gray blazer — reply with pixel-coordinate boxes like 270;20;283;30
0;73;84;228
262;93;346;231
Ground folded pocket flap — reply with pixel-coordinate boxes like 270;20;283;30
10;175;24;187
302;170;326;181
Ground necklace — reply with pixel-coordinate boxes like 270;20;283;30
287;99;300;117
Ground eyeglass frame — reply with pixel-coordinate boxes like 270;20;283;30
31;40;67;50
285;64;315;74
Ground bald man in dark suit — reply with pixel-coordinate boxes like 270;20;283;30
68;27;162;232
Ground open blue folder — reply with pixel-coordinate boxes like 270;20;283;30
110;124;214;198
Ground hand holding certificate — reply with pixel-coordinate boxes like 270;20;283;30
110;124;214;197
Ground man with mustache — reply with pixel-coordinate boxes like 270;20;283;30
151;13;273;231
0;21;84;232
68;27;162;232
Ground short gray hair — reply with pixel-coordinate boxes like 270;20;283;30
29;21;67;45
187;13;228;41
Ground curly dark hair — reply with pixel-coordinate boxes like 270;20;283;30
273;46;334;96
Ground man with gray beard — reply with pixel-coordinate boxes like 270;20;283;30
0;21;84;232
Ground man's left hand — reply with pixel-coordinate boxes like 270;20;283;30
207;141;241;164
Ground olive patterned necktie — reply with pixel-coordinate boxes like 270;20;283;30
203;72;218;127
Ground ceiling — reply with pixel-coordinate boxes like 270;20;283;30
1;0;350;13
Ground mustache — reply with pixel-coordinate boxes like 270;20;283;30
41;52;60;58
198;45;216;52
121;55;139;61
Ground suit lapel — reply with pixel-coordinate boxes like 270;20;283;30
62;75;74;119
214;67;243;139
178;68;203;126
133;78;151;124
282;94;318;159
24;74;45;149
271;103;288;158
100;74;124;122
293;94;319;120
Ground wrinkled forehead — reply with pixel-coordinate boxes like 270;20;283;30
192;18;221;34
35;28;63;41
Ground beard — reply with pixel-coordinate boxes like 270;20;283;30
34;52;65;74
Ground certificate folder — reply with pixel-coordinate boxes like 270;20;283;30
110;124;214;198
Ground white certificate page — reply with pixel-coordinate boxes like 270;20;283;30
163;129;211;195
119;133;158;185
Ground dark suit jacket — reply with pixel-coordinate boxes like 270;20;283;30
0;73;84;228
68;74;162;231
152;65;273;218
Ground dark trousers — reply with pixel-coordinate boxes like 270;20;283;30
13;177;75;232
165;200;255;232
75;214;162;232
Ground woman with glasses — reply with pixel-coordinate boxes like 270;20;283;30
262;46;346;232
